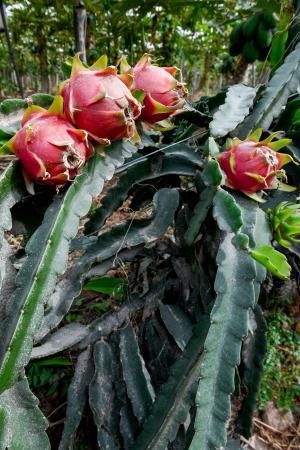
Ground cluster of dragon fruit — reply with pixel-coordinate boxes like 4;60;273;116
3;53;300;250
7;54;187;187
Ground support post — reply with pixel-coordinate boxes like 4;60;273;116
74;0;87;63
0;0;24;97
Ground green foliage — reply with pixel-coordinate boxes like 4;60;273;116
85;143;202;234
190;230;257;449
35;188;179;342
240;42;300;134
209;84;258;138
0;12;299;448
236;305;267;438
27;357;73;397
0;378;50;449
59;349;94;450
250;245;291;280
259;311;300;411
256;22;273;48
229;23;244;56
0;0;260;98
120;325;155;424
83;276;127;299
0;141;137;393
190;199;271;450
184;187;216;246
88;300;113;316
262;12;277;28
207;137;220;157
243;15;260;39
268;201;300;249
212;188;243;233
159;304;193;351
202;160;223;186
0;94;53;147
0;94;53;115
133;319;210;450
242;40;260;63
232;232;250;250
0;163;23;243
269;10;291;70
31;323;89;360
229;12;276;63
89;342;119;450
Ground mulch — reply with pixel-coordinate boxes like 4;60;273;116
243;417;300;449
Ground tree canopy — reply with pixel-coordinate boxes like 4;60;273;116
0;0;283;97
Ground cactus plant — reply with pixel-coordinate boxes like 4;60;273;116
0;42;299;450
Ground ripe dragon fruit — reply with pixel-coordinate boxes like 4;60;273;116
7;96;93;191
269;202;300;248
218;130;295;201
61;55;141;144
120;54;187;125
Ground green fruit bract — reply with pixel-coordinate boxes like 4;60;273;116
243;15;259;38
243;40;259;63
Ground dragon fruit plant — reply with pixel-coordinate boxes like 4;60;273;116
0;42;299;450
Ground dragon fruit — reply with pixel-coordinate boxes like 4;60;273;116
8;96;93;190
120;54;187;125
269;202;300;248
218;130;295;201
61;55;141;143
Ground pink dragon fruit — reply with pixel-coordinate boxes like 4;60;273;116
218;131;295;201
61;55;141;143
8;96;93;190
123;54;187;124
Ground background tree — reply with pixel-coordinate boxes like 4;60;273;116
0;0;285;98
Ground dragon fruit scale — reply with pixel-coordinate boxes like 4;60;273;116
218;131;296;201
120;54;187;125
8;96;93;190
61;54;141;143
